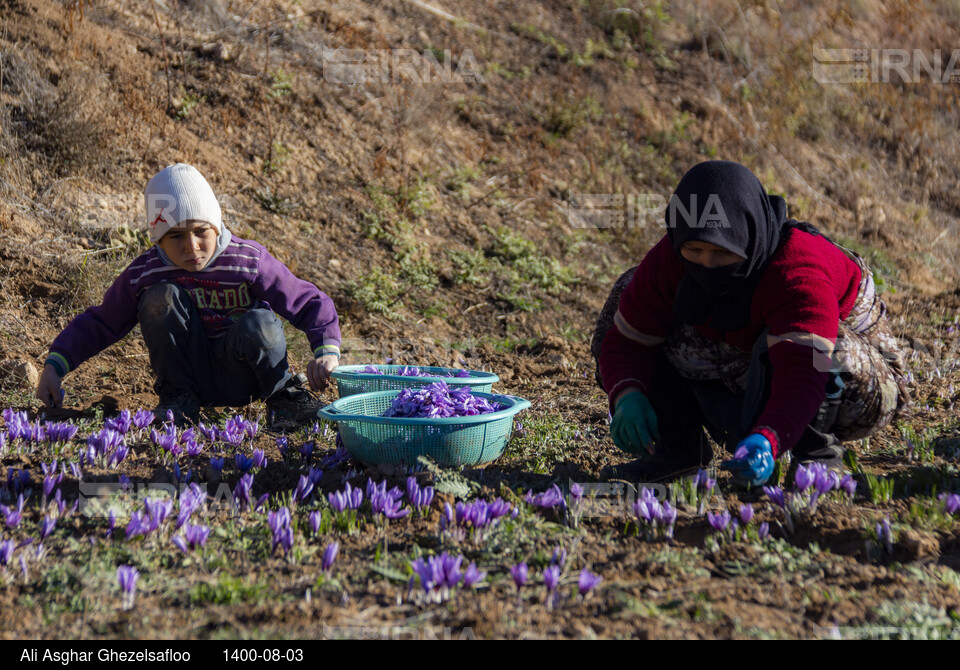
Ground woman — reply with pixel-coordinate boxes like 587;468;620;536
594;161;910;485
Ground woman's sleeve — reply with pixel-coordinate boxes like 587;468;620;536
599;236;682;407
751;270;839;455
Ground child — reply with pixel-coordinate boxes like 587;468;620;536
594;161;910;485
36;163;341;425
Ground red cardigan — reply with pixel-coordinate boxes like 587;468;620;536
600;231;862;455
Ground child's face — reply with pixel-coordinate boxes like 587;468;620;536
680;241;746;269
156;221;219;271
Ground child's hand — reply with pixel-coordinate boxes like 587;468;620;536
37;364;63;408
307;354;339;391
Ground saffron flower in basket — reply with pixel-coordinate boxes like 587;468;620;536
382;381;501;419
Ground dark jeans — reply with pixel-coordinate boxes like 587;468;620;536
137;282;292;406
650;333;842;461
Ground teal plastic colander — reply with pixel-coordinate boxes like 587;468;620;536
331;365;499;397
317;390;530;467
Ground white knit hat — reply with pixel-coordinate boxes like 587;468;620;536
143;163;222;242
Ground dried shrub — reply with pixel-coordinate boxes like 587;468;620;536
3;47;117;177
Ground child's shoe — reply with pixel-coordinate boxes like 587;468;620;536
154;389;201;426
266;374;323;428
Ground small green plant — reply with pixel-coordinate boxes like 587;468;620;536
342;267;405;319
863;472;895;503
262;141;290;175
268;67;294;100
254;186;299;215
175;89;204;120
189;575;268;606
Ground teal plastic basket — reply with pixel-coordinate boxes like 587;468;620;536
331;365;499;397
317;390;530;467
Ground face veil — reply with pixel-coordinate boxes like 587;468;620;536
665;161;791;331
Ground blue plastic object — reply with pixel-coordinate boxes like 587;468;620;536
317;390;530;467
331;365;499;397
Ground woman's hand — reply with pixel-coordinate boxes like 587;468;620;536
306;354;339;391
721;433;775;487
36;364;63;408
610;389;660;456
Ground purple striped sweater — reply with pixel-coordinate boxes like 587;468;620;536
45;236;341;376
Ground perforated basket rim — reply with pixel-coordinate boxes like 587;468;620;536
331;364;499;385
318;390;529;426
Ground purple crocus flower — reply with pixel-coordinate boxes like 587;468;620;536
133;409;155;430
210;456;224;472
940;493;960;516
40;515;56;542
552;547;567;567
293;475;314;507
543;565;560;593
179;524;211;551
758;521;770;540
268;507;294;557
707;510;731;532
309;510;322;535
105;410;132;435
117;565;140;607
570;482;584;504
299;441;314;461
276;435;289;457
525;484;567;510
840;474;857;498
794;464;815;492
462;562;486;589
235;453;254;474
763;485;786;508
233;473;254;512
125;511;153;540
0;539;13;567
509;562;528;589
307;467;324;486
577;569;602;597
739;504;754;525
106;510;116;539
322;541;339;573
252;449;267;470
42;473;63;503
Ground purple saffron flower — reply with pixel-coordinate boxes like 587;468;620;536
739;504;754;525
758;521;770;540
543;565;560;593
510;562;528;589
322;541;339;573
116;565;140;605
235;453;254;473
309;510;322;535
105;410;132;435
233;473;254;512
106;510;116;539
307;467;324;486
268;507;294;556
210;456;224;472
763;485;786;508
0;539;13;566
293;475;314;506
840;474;857;498
299;441;314;461
252;449;267;470
133;409;155;430
577;569;602;597
276;435;289;457
40;515;56;542
794;464;815;492
940;493;960;516
462;562;486;589
570;482;584;504
707;510;731;532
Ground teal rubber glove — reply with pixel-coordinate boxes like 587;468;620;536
721;433;775;487
610;391;660;456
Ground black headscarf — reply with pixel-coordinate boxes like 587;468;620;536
665;161;818;332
